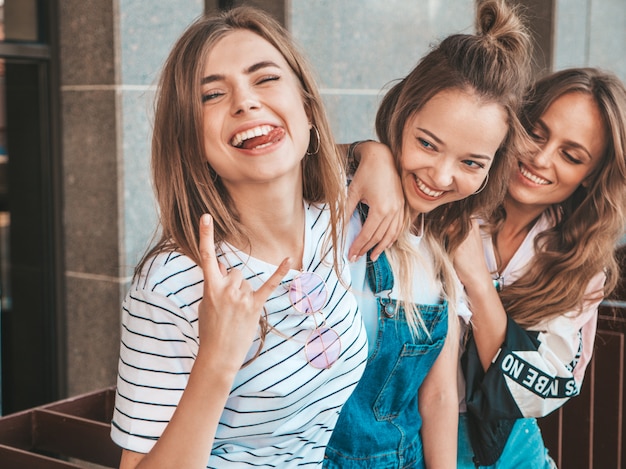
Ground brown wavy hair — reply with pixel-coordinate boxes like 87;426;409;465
138;6;346;273
492;68;626;327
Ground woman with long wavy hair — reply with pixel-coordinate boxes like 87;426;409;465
454;67;626;468
110;6;403;468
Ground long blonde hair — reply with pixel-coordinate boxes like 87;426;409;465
376;0;533;335
492;68;626;327
139;7;346;274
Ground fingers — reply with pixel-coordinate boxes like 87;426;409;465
350;222;385;262
348;217;380;261
348;207;404;262
198;214;222;283
197;213;290;301
368;215;404;261
253;257;292;309
346;172;405;262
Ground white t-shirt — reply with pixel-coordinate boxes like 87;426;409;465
111;203;368;468
346;212;468;353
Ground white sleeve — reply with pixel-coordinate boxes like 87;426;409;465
464;271;604;419
110;287;198;454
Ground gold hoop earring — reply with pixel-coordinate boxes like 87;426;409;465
474;173;489;194
306;124;321;156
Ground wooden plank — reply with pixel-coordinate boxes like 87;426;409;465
105;387;117;419
0;410;34;449
33;409;121;468
44;387;115;423
592;329;624;469
0;444;82;469
560;356;594;469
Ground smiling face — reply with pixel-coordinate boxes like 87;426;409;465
508;92;607;212
200;29;310;190
400;88;508;218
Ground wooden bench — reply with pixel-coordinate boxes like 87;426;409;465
0;386;121;468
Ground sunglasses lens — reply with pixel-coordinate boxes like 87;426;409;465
305;327;341;369
289;271;328;314
289;271;339;368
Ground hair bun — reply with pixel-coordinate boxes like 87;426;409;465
476;0;531;56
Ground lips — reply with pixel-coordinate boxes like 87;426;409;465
230;125;285;150
519;162;551;185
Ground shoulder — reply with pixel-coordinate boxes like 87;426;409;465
128;250;203;314
133;250;201;292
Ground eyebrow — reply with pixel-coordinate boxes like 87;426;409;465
418;127;493;161
536;119;593;160
201;60;281;85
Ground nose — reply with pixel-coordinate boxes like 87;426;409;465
231;84;261;115
530;142;554;168
429;158;455;188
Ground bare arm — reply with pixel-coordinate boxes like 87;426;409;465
119;358;235;469
451;219;507;370
419;315;460;469
119;215;291;469
342;141;404;262
456;219;604;419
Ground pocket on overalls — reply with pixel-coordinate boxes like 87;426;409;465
372;337;445;420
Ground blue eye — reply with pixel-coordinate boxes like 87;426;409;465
463;160;485;169
418;138;435;150
202;91;223;102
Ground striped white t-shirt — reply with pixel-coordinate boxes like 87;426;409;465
111;203;368;468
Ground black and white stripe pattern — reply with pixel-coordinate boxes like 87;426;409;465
111;203;368;467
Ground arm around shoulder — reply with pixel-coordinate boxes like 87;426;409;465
345;140;404;262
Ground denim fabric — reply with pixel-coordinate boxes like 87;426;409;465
457;413;557;468
324;252;448;468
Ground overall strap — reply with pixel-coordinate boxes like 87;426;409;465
357;203;394;294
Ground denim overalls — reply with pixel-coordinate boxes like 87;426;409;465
324;250;449;468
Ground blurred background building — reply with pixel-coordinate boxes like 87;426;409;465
0;0;623;465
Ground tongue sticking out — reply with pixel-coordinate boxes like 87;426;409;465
240;127;285;150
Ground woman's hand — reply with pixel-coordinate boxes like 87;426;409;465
197;214;291;372
451;218;507;370
119;215;292;469
347;141;404;262
451;219;491;289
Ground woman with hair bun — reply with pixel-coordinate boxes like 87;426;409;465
325;1;533;467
